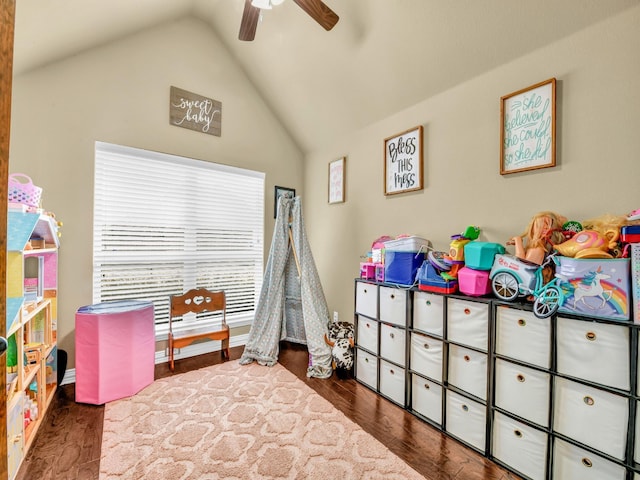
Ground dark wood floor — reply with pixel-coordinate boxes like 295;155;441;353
16;343;520;480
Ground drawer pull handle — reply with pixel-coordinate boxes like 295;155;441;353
390;333;395;339
513;429;522;438
464;355;471;362
424;383;430;390
464;308;471;315
365;358;369;363
426;300;431;306
461;404;469;412
390;294;395;299
423;343;430;349
517;318;526;327
390;369;395;375
585;331;597;341
516;374;525;383
581;457;593;468
583;396;595;406
366;323;370;328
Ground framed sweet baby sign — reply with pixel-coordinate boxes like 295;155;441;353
500;78;556;175
384;125;424;195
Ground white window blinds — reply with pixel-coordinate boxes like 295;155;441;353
93;142;264;336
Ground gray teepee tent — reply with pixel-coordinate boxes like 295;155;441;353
239;195;333;378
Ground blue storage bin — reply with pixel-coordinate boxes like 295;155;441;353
384;251;425;285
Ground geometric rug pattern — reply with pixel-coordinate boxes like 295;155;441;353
100;360;425;479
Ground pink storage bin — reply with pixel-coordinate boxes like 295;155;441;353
458;266;492;297
75;300;155;404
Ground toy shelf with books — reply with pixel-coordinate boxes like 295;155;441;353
5;209;60;480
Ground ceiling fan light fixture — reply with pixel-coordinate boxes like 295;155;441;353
251;0;272;9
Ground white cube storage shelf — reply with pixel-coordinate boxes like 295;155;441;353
556;315;630;391
355;281;378;318
380;323;406;366
355;347;377;390
413;291;444;336
356;315;378;354
447;344;487;400
553;377;628;461
353;280;640;479
495;306;551;369
379;358;406;406
553;438;627;480
636;399;640;463
446;298;489;351
445;389;487;451
492;412;548;480
379;285;407;327
411;374;442;425
494;358;550;427
410;331;443;382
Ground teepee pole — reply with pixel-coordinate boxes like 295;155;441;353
288;220;302;277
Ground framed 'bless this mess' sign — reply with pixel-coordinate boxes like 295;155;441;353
384;125;424;195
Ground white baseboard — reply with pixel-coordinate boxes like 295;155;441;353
61;334;248;386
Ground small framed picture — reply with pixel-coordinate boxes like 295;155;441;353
384;125;423;195
274;185;295;218
500;78;556;175
328;157;345;204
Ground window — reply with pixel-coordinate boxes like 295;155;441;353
93;142;264;338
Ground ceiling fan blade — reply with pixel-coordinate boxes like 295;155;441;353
293;0;339;31
239;0;260;41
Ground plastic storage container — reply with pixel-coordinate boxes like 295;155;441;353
383;236;431;252
385;251;425;285
464;242;505;270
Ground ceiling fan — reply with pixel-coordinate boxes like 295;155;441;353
239;0;339;41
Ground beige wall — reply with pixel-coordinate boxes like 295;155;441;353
9;7;640;370
9;18;304;368
304;6;640;324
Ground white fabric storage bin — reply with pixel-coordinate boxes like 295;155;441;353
411;374;442;425
494;358;550;427
379;286;407;326
494;306;551;369
356;315;378;354
379;359;405;406
413;291;444;336
380;323;406;366
492;412;548;480
355;282;378;318
410;332;443;381
355;348;378;390
448;344;487;400
553;377;628;460
553;438;627;480
445;390;486;451
556;316;630;391
633;401;640;463
446;298;489;351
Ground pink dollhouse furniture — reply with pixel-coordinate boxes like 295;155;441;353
75;300;155;404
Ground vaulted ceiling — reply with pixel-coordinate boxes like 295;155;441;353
13;0;640;153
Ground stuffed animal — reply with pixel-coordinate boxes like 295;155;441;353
324;321;355;378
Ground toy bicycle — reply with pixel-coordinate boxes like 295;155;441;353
489;251;566;319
